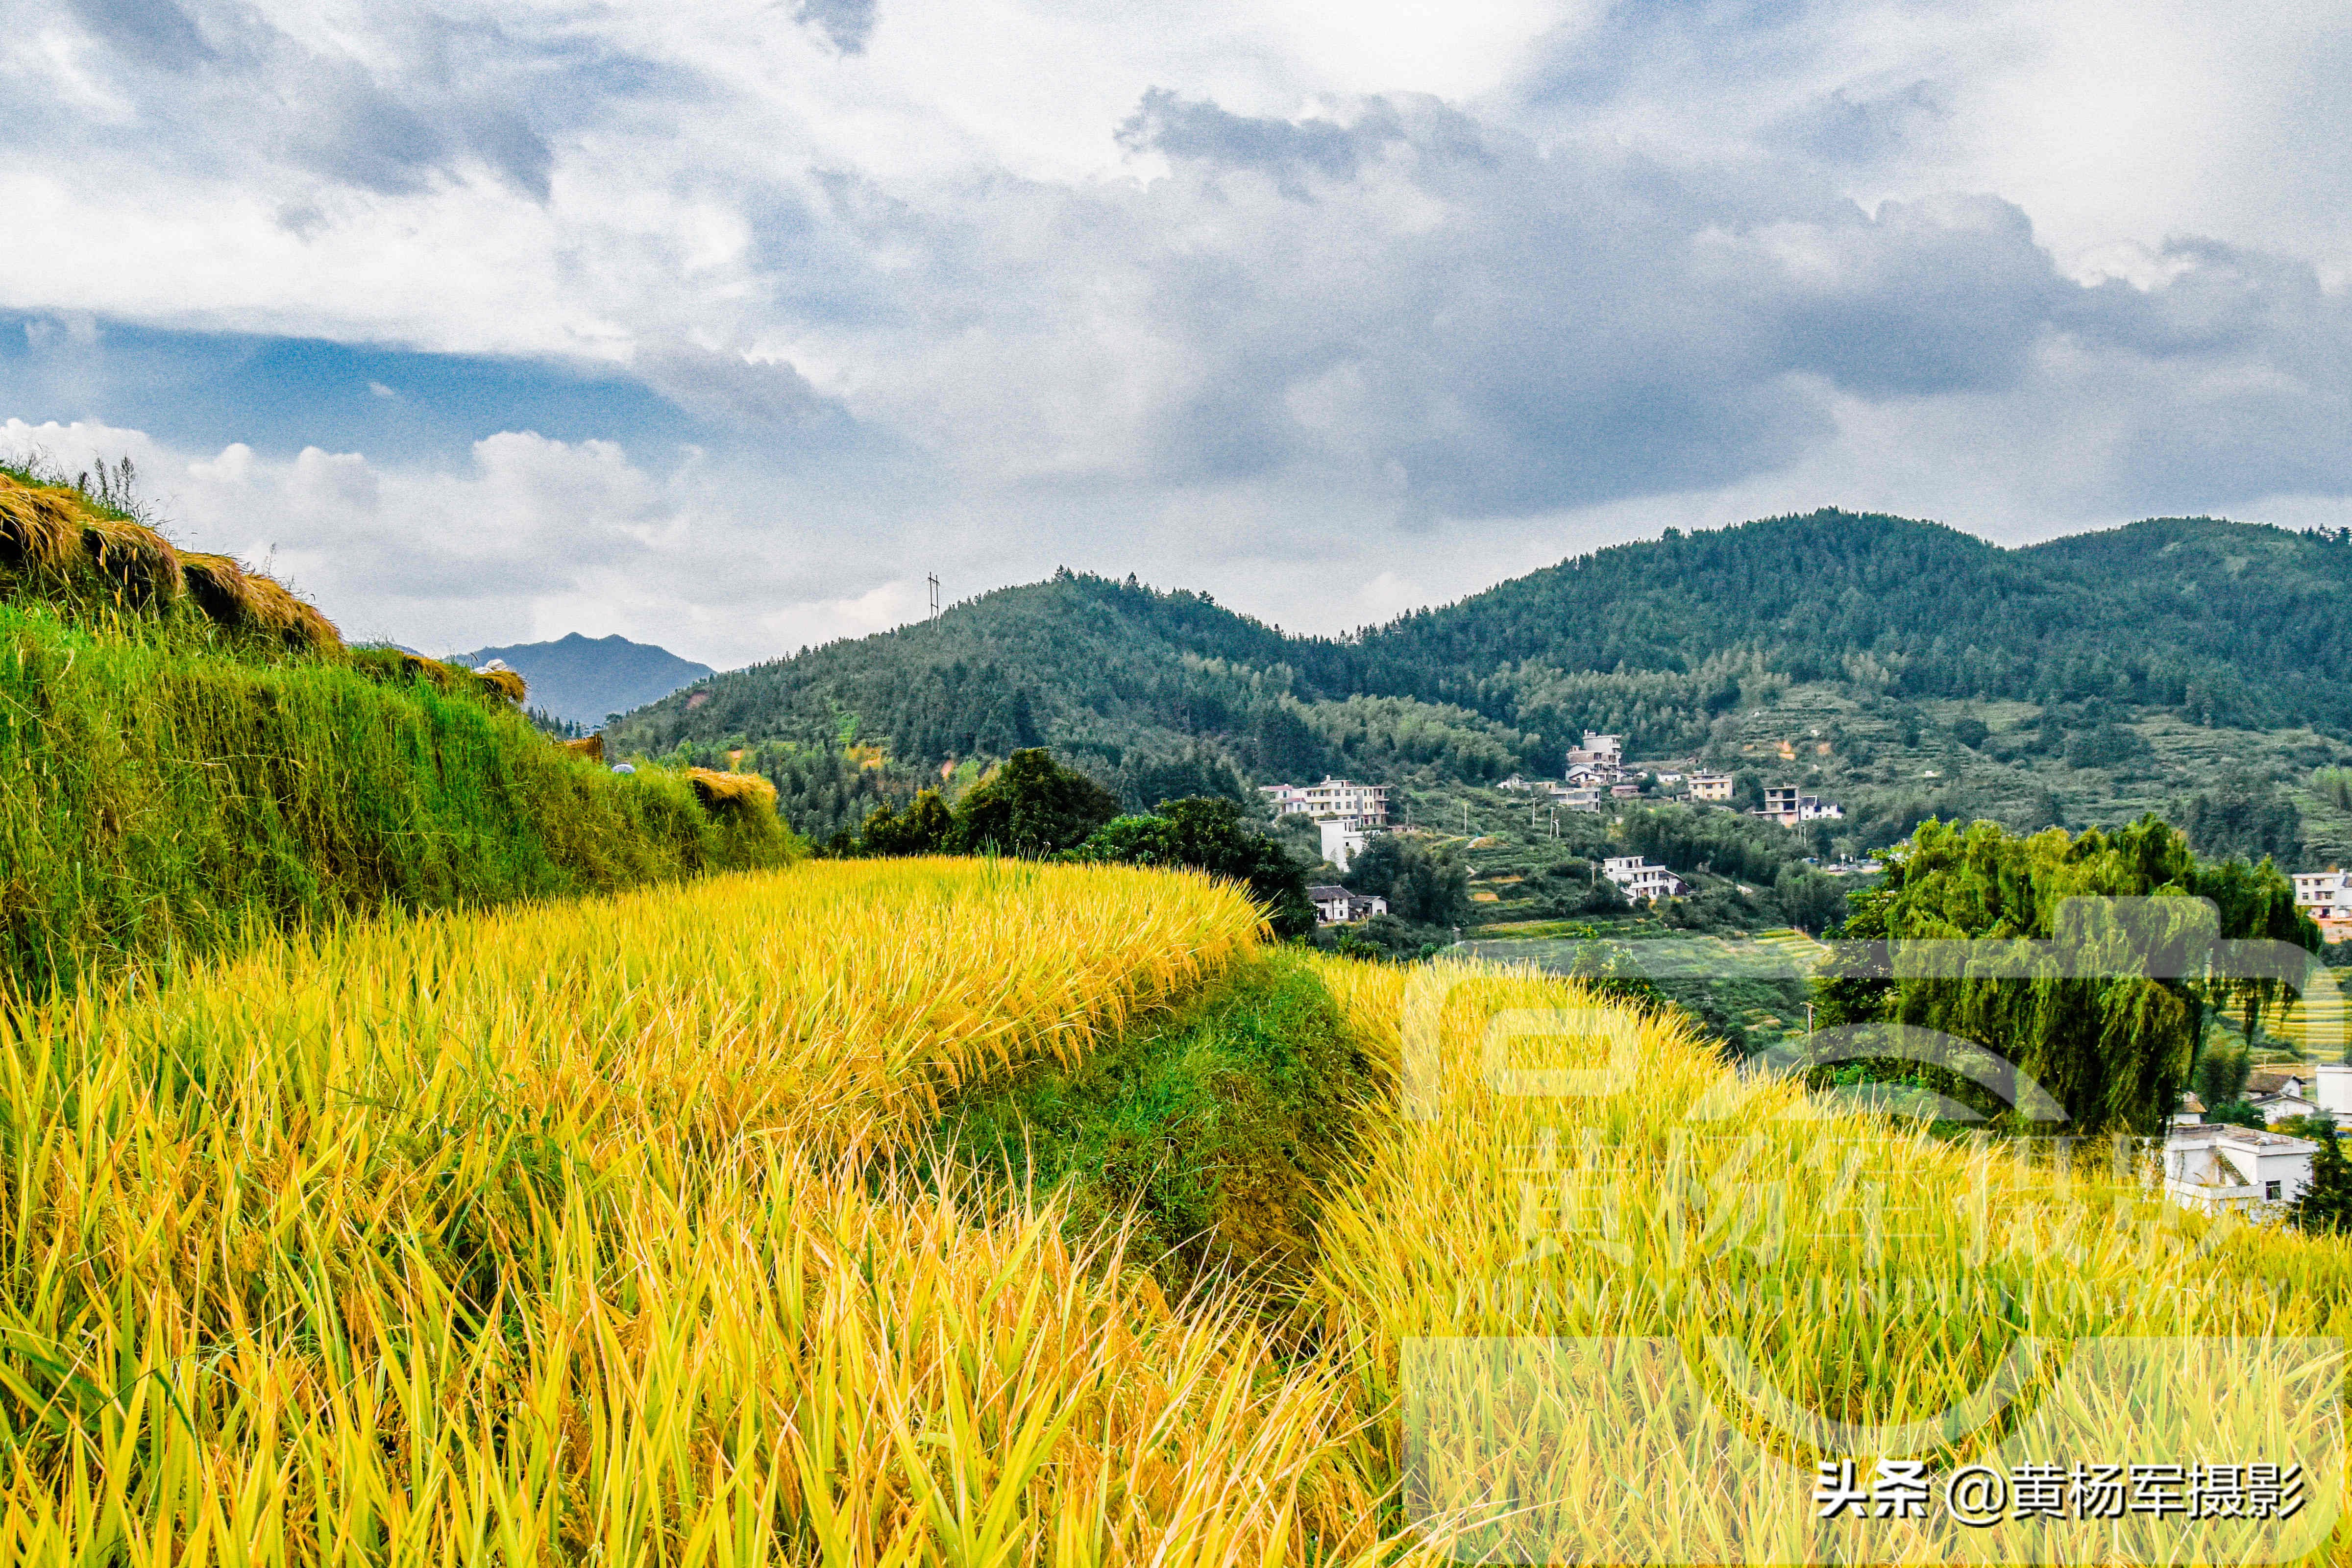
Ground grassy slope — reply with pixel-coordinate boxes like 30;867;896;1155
934;950;1384;1291
0;473;792;998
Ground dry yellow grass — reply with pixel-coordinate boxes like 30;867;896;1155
688;767;780;816
0;481;84;572
3;474;340;651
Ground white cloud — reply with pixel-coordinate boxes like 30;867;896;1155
2;0;2350;669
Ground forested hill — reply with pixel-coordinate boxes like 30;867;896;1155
1342;510;2352;733
610;508;2352;806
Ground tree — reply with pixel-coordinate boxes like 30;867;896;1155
1072;797;1316;938
858;789;955;856
1815;815;2317;1134
949;748;1120;856
2178;770;2303;867
1347;834;1470;928
2291;1117;2352;1235
1773;867;1848;934
2192;1036;2251;1113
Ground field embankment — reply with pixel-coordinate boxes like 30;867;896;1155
936;950;1383;1290
0;468;790;999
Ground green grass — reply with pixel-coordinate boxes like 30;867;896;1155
932;951;1384;1293
0;595;793;1002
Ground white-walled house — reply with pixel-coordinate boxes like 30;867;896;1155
1307;884;1387;925
2292;869;2352;943
2162;1124;2318;1216
1318;818;1368;872
1601;855;1687;901
1259;778;1389;829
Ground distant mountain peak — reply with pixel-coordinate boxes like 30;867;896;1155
456;633;713;726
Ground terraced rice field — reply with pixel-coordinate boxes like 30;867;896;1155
3;861;2352;1563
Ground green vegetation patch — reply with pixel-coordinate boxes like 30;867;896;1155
0;599;792;1000
932;951;1382;1292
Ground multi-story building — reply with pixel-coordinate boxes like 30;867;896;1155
1689;773;1734;803
2293;869;2352;943
1756;785;1844;828
1258;777;1390;829
1566;732;1623;769
1601;855;1687;901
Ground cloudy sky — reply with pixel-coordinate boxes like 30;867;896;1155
5;0;2350;666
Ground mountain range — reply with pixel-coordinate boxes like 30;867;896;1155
459;632;713;726
606;509;2352;856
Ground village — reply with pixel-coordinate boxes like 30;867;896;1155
1259;736;2352;1230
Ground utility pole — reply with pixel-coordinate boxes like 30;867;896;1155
927;573;940;622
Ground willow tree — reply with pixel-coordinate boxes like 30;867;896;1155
1816;815;2317;1134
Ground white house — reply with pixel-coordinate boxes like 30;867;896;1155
2174;1092;2206;1127
1307;884;1387;925
2242;1066;2334;1126
2292;869;2352;944
1601;855;1687;901
1756;785;1844;828
1260;777;1390;829
2162;1124;2318;1216
1318;818;1368;872
1553;786;1604;812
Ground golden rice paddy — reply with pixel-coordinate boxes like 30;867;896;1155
2;860;2351;1563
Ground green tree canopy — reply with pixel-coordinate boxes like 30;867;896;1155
947;748;1120;857
857;788;955;856
1817;815;2319;1133
1071;797;1316;939
1346;834;1470;929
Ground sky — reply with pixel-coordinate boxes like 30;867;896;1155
4;0;2350;668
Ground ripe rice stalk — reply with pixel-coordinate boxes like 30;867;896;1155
561;734;607;763
1298;953;2352;1564
0;859;1347;1564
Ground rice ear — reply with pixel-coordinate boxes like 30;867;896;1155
0;482;83;573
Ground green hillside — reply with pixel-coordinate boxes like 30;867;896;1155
611;509;2352;860
0;465;792;1000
